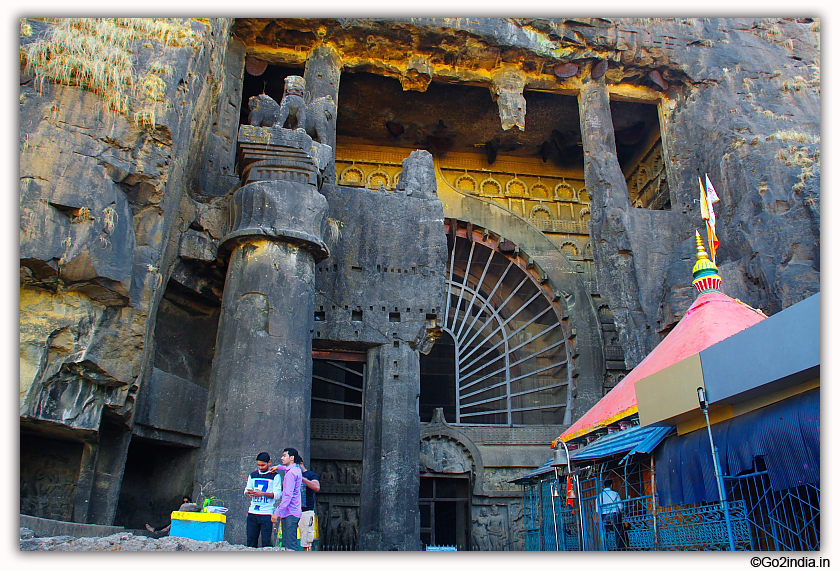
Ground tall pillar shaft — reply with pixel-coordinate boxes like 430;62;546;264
578;81;648;370
196;127;328;545
359;343;422;551
578;82;632;212
86;425;133;525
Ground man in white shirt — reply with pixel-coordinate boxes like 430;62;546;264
244;451;280;548
598;479;625;550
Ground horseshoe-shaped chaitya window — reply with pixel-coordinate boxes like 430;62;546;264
420;221;574;426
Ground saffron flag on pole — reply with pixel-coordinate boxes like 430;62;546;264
704;175;720;262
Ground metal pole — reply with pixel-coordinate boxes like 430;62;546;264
550;468;560;551
698;388;736;551
556;439;585;551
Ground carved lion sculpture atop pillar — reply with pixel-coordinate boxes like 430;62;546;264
247;75;335;146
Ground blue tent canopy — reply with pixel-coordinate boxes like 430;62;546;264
570;425;674;463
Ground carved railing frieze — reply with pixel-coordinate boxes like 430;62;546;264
334;144;592;236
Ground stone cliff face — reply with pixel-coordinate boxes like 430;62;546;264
20;18;235;522
578;17;820;365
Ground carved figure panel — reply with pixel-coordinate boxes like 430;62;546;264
420;435;473;473
471;503;511;550
310;459;362;493
317;500;360;551
481;467;534;493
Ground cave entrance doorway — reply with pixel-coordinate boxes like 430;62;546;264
420;473;471;550
419;330;457;423
113;437;198;531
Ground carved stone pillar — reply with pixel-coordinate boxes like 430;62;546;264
359;342;422;551
71;441;98;523
578;81;647;373
304;47;341;184
195;126;329;545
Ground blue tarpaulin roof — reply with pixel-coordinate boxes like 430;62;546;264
512;425;674;483
655;387;819;506
570;425;675;463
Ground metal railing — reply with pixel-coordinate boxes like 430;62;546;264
725;470;820;551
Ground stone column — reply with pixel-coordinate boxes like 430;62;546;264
359;342;422;551
578;81;647;370
85;425;133;525
304;47;341;183
195;126;329;545
71;441;98;523
578;82;631;211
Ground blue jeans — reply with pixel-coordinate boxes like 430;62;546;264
281;515;301;550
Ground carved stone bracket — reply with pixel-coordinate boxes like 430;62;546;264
490;68;527;131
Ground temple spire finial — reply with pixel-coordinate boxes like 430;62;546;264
692;230;722;294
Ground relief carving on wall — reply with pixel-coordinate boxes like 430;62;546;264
471;503;512;551
316;500;359;551
481;467;533;493
311;459;362;491
20;444;82;521
420;435;472;474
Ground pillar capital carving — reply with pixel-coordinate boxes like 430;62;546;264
220;126;330;261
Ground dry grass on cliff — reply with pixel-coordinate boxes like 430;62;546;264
775;145;820;193
21;18;197;127
767;131;819;145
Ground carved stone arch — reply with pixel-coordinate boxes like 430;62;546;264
553;181;576;202
529;204;552;220
505;177;527;197
339;164;365;186
560;241;578;258
480;176;502;197
582;241;593;259
420;410;487;495
366;168;391;190
578;189;590;203
530;182;549;200
455;173;478;194
441;216;604;423
579;207;590;223
598;304;615;324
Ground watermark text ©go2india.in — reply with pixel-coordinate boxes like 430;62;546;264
751;557;829;568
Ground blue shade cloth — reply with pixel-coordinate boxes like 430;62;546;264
570;425;674;462
655;388;819;506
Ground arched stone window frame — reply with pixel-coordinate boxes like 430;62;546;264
529;204;553;220
339;164;365;187
366;168;391;190
479;176;502;197
553;181;577;202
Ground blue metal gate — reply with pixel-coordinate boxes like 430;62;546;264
725;469;820;551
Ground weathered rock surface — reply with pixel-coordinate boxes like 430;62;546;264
19;17;819;545
20;18;236;524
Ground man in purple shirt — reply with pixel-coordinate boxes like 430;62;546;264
271;447;303;550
